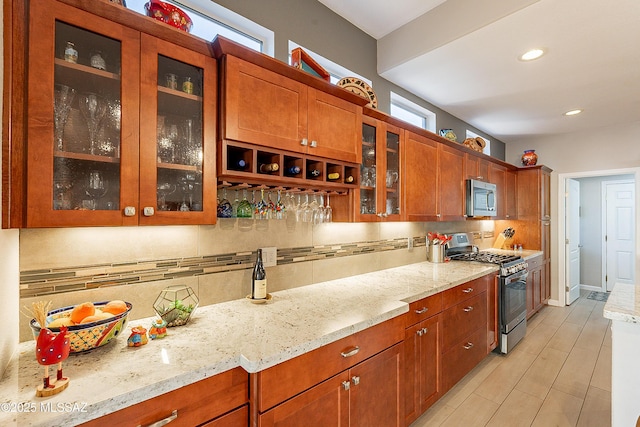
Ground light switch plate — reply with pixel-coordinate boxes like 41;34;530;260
261;247;277;267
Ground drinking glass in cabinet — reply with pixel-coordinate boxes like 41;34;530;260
386;170;398;188
53;84;76;151
157;182;177;211
177;172;202;211
78;92;108;155
84;170;108;210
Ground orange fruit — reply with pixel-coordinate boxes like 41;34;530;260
70;302;95;324
103;300;128;315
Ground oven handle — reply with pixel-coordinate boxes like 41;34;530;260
504;270;528;284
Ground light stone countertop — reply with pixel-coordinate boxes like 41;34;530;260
1;260;498;427
604;283;640;323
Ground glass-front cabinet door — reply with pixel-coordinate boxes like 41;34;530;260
138;35;216;225
25;0;216;227
357;116;402;221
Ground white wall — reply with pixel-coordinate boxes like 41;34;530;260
0;0;21;375
506;121;640;303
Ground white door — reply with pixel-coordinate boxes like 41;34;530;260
566;179;581;304
604;181;636;290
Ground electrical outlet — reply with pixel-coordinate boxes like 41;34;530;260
407;237;414;250
261;247;277;267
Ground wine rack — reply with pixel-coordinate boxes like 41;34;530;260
218;140;359;191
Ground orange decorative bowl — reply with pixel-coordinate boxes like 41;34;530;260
30;301;132;353
145;0;193;33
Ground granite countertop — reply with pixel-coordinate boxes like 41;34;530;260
1;260;498;426
604;282;640;323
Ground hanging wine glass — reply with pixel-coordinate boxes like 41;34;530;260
325;193;333;223
217;188;232;218
231;190;240;218
275;189;285;220
255;188;268;220
78;92;107;155
237;189;253;218
53;84;76;151
85;170;108;210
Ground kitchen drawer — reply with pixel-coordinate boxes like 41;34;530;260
441;276;488;310
252;315;405;412
406;293;442;326
441;293;487;351
79;367;248;427
441;327;487;392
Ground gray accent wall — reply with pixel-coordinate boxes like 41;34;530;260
212;0;506;160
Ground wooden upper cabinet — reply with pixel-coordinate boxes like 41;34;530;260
403;131;438;221
220;55;361;163
357;116;403;221
221;55;307;153
488;163;506;219
465;154;489;181
438;144;466;221
20;0;217;227
505;169;517;219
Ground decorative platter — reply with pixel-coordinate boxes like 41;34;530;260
439;129;457;142
337;77;378;109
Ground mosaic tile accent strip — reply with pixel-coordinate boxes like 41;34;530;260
20;237;426;298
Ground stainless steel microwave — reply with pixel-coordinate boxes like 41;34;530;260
466;179;497;217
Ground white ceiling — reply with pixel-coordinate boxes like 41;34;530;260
318;0;640;143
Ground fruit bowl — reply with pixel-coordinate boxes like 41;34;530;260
30;301;132;353
145;0;193;32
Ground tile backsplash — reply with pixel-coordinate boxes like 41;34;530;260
18;219;494;341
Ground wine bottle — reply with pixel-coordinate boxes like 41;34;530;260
252;249;267;299
259;163;279;173
327;172;340;180
345;175;354;183
233;159;247;169
285;165;301;175
308;169;321;178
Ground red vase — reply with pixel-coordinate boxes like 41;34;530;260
521;150;538;166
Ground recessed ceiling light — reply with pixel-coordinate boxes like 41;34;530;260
519;48;546;61
564;109;583;116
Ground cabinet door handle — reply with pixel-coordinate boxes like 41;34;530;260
415;307;428;314
138;410;178;427
143;207;155;216
300;138;308;146
376;212;388;218
341;346;360;358
463;306;474;312
342;380;351;390
310;140;318;148
463;342;474;350
351;376;360;386
462;287;474;293
124;206;136;217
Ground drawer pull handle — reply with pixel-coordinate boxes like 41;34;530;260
138;410;178;427
415;307;429;314
351;376;360;386
463;306;474;312
463;342;474;350
417;327;429;336
462;287;474;293
342;380;351;390
341;346;360;358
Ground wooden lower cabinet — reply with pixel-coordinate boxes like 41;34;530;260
404;314;441;426
526;254;544;318
257;344;403;427
441;327;488;392
79;367;248;427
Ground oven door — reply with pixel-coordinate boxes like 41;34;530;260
500;271;528;333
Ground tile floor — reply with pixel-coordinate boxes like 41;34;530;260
411;290;611;427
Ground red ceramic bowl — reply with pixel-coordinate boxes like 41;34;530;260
145;0;193;33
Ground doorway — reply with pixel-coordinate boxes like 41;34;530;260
557;168;639;307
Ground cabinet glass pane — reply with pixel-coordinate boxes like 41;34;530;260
385;131;400;215
361;123;377;215
156;56;204;212
53;21;122;211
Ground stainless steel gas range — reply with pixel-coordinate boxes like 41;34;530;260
446;233;528;354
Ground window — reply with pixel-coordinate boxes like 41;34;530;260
390;92;436;132
466;130;491;155
125;0;274;55
288;41;370;85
